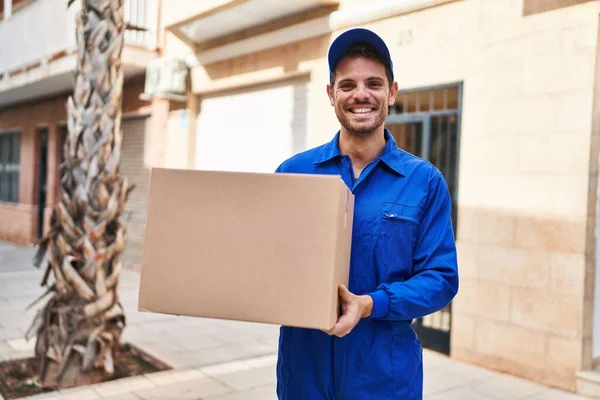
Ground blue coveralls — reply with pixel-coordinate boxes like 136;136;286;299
274;130;459;399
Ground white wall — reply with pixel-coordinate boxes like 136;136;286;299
0;0;158;76
0;0;78;74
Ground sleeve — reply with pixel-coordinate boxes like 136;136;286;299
367;169;459;321
274;160;289;174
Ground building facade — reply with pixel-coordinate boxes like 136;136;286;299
0;0;171;263
161;0;600;396
2;0;600;397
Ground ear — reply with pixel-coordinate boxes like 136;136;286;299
327;84;335;107
388;81;399;106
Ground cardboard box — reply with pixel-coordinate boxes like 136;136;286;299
138;168;354;330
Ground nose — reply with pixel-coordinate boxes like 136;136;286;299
353;83;370;103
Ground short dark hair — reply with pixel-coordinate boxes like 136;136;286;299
329;43;394;88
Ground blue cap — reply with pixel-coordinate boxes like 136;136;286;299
327;28;394;81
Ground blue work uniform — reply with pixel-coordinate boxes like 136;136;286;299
274;130;459;400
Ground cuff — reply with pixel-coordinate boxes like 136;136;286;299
367;290;390;319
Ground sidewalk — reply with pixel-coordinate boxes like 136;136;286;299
0;242;583;400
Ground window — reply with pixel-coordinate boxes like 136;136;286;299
0;132;20;203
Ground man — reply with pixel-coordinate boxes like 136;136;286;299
275;28;459;399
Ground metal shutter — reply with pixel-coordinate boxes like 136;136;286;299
119;116;150;264
195;80;308;173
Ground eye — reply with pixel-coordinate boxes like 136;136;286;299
369;81;383;88
339;82;353;91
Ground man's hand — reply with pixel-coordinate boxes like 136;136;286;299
324;285;373;338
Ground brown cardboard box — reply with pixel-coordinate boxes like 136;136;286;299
137;168;354;330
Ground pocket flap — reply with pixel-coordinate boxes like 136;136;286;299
382;202;419;225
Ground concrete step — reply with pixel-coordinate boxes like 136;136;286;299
578;371;600;399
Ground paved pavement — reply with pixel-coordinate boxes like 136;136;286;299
0;242;585;399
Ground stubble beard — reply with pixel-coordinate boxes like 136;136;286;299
335;103;388;138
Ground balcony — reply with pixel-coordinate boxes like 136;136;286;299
165;0;339;63
0;0;160;107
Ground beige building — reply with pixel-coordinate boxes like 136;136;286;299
2;0;599;396
145;0;600;397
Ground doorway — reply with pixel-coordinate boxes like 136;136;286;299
37;127;48;239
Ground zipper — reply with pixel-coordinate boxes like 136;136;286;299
383;213;416;224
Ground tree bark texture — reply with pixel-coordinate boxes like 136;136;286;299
29;0;132;388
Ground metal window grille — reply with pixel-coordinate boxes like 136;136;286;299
387;83;461;230
386;83;462;356
0;132;20;203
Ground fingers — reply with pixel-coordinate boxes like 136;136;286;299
326;323;350;338
338;284;353;301
323;286;359;337
325;315;353;338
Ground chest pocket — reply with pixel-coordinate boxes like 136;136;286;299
375;202;420;270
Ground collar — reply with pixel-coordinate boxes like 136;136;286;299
313;129;406;176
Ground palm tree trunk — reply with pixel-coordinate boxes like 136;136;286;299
29;0;132;388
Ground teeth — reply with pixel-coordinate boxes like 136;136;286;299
351;108;373;113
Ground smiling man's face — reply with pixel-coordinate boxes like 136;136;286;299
327;56;398;138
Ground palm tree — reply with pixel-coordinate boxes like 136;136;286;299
28;0;133;387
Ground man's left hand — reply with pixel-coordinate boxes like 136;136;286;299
325;285;373;338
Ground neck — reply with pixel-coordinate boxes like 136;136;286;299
338;126;387;170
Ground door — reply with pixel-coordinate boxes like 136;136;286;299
386;83;462;355
37;128;49;239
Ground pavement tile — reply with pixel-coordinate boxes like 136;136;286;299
0;350;32;361
92;376;155;398
245;354;277;368
120;327;175;345
176;334;225;350
214;365;276;391
0;340;13;354
100;394;143;400
133;376;232;400
0;242;17;252
7;337;36;352
166;345;258;369
206;384;277;400
144;368;206;386
433;358;498;382
526;389;584;399
241;343;276;356
202;361;251;377
129;340;186;360
423;350;457;369
427;386;497;400
2;313;36;331
424;368;473;396
7;294;42;310
56;388;101;399
467;373;549;399
0;327;24;341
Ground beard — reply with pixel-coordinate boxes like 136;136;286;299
334;101;388;138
